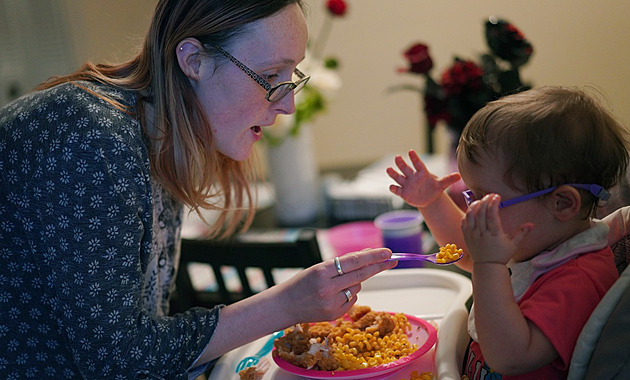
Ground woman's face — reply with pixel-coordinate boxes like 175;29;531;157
192;3;308;161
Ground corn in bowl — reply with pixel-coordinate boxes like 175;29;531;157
273;306;419;371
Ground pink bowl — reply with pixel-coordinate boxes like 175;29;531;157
273;313;438;379
326;221;383;257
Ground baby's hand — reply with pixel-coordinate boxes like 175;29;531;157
387;149;461;209
461;194;532;265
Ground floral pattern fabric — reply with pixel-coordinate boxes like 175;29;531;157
0;82;220;379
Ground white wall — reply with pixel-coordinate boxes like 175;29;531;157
308;0;630;169
58;0;630;170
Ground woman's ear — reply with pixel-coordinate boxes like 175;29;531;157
176;38;205;81
550;185;582;221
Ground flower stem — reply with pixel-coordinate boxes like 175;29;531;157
312;15;333;60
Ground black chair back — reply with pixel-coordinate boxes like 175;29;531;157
171;228;322;312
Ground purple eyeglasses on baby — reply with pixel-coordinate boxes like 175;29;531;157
462;184;611;209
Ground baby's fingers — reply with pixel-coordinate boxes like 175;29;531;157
473;197;490;231
438;172;462;191
462;201;479;232
486;195;503;235
394;154;416;178
386;166;405;185
463;195;497;234
408;150;427;173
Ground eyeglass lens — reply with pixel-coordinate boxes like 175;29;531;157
267;71;308;102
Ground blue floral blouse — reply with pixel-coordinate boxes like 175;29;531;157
0;82;220;379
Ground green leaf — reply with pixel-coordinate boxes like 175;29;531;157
387;84;423;95
262;85;327;146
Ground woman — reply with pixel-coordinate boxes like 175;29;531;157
0;1;395;378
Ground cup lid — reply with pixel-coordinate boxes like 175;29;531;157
374;210;423;230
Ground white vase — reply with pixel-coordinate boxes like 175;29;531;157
266;123;320;225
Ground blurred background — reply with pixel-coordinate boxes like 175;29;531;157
2;0;630;171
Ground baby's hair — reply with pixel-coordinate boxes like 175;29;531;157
458;86;630;215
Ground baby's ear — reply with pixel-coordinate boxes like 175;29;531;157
550;185;582;221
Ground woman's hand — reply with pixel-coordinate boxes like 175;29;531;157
277;248;397;324
387;149;461;209
195;248;396;363
461;194;532;265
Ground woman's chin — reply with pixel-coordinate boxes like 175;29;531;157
221;143;255;162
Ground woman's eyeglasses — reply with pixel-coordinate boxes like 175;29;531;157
211;44;310;103
462;183;610;209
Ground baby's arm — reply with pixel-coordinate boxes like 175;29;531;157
463;195;556;374
387;149;471;271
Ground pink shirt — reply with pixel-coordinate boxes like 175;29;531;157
464;247;617;379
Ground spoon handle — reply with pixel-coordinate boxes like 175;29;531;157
389;252;464;265
390;253;434;262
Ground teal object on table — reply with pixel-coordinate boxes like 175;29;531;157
235;330;284;373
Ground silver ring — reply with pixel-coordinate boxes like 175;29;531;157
334;257;344;276
343;289;352;303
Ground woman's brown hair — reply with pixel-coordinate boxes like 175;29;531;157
36;0;304;238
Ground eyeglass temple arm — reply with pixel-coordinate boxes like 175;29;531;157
499;184;610;208
571;184;611;201
294;67;306;78
499;188;556;208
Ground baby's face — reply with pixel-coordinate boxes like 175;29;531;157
457;150;554;262
457;150;521;207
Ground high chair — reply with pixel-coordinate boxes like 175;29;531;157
567;236;630;379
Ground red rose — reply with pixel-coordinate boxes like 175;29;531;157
326;0;347;17
485;18;533;67
401;43;434;75
441;59;484;96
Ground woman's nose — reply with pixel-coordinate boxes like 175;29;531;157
274;91;297;115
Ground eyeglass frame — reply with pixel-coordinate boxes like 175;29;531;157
209;44;310;102
462;183;610;209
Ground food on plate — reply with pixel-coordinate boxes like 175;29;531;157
238;358;270;380
435;243;463;263
406;370;434;380
238;366;264;380
273;306;418;371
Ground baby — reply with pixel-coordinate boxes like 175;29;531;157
387;86;629;378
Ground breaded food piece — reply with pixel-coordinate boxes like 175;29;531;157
274;323;311;355
238;366;264;380
354;311;377;330
274;336;338;371
308;322;334;339
370;312;397;336
274;324;334;370
314;346;339;371
348;305;372;321
355;311;396;336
